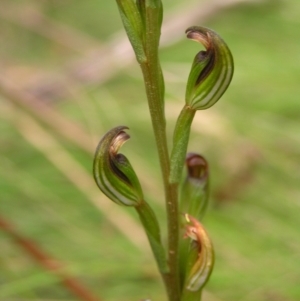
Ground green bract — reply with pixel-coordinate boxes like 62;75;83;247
93;126;144;206
185;26;234;110
116;0;146;62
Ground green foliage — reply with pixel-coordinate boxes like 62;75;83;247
1;0;300;300
95;2;233;301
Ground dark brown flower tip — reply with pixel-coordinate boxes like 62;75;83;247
186;153;209;181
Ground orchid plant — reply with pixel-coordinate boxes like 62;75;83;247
93;1;234;301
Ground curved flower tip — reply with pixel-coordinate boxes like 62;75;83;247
185;26;234;110
93;126;143;206
180;153;209;220
186;153;209;182
184;214;214;292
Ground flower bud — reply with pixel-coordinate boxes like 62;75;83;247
183;214;214;293
93;126;143;206
180;153;209;220
185;26;234;110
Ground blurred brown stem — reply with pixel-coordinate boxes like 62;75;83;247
0;216;101;301
0;0;255;98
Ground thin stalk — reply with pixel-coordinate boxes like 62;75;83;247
140;60;180;301
136;6;180;299
139;8;180;297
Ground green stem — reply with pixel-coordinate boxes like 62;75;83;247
140;60;180;301
138;6;180;300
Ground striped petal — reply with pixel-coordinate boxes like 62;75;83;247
93;126;143;206
185;26;234;110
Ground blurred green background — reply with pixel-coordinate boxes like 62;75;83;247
0;0;299;300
